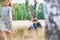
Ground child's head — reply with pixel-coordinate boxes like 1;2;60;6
31;16;37;22
33;16;37;21
31;17;34;22
4;0;11;7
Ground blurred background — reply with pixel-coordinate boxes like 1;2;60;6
11;0;44;20
0;0;45;40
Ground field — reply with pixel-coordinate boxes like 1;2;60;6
0;20;46;40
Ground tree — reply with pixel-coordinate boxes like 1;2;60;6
34;0;37;16
12;4;27;20
36;3;44;19
29;5;34;15
25;0;32;20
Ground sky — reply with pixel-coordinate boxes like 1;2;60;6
11;0;43;5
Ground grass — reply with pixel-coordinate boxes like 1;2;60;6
0;26;45;40
12;26;45;40
0;20;45;40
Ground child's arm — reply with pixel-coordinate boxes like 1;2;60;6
9;7;12;21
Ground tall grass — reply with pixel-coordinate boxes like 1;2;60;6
12;26;45;40
0;26;45;40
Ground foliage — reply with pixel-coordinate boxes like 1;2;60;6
36;3;44;19
29;3;44;19
29;5;34;16
0;0;3;4
12;4;27;20
12;3;44;20
0;0;3;6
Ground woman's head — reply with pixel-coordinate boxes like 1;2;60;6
4;0;11;7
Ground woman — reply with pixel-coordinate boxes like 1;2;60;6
1;0;12;40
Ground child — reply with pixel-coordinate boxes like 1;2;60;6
28;17;36;30
33;16;42;28
0;0;12;40
28;16;42;30
0;19;7;40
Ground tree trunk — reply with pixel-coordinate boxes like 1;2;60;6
43;0;60;40
34;0;37;16
25;0;29;13
25;0;32;20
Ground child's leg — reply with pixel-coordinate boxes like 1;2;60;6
0;31;7;40
28;26;35;30
7;31;12;40
37;22;42;27
33;23;37;29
